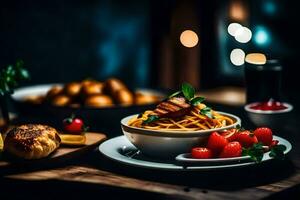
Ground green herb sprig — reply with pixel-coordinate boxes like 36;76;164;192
0;59;29;126
242;143;265;163
200;107;213;119
142;115;159;125
169;83;205;106
242;142;287;163
0;59;30;96
269;144;287;160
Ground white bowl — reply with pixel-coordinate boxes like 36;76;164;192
244;102;293;128
121;112;241;158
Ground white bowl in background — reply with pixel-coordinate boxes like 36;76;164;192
121;112;241;158
244;102;293;128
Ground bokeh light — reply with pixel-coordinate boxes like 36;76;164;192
263;1;276;15
228;23;243;37
245;53;267;65
234;26;252;43
254;26;270;46
230;49;245;66
229;1;248;21
180;30;199;48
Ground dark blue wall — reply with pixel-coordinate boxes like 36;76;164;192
0;0;150;88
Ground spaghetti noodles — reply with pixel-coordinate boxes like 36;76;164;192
128;104;235;131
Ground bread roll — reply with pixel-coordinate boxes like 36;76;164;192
51;95;71;106
4;124;61;159
46;86;63;100
104;78;126;94
64;82;82;97
135;93;158;105
81;82;104;96
84;94;113;107
114;89;134;105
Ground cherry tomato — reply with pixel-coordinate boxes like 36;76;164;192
191;147;213;159
235;130;258;148
63;116;84;134
254;127;273;146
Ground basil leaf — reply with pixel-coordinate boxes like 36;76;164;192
181;82;195;100
200;107;213;118
0;60;29;97
168;91;182;99
242;143;264;163
143;115;159;124
190;96;205;106
19;69;30;80
15;59;24;69
270;144;286;160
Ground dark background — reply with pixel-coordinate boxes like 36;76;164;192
0;0;299;106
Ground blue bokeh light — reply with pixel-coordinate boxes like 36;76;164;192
254;26;271;46
263;1;276;15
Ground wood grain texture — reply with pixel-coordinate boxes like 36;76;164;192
5;165;274;200
0;132;106;168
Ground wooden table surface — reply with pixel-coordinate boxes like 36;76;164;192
1;104;300;200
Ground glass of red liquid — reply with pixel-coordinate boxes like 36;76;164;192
244;59;282;103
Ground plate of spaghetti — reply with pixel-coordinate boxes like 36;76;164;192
126;105;236;133
120;83;241;158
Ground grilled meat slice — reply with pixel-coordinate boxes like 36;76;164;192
154;97;191;118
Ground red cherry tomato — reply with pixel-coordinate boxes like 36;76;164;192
63;117;84;134
254;127;273;146
235;130;258;148
191;147;213;159
219;141;242;158
270;140;279;148
207;132;228;155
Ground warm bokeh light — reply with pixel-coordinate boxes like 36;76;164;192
245;53;267;65
234;26;252;43
229;1;248;21
180;30;199;48
230;49;245;66
227;23;242;36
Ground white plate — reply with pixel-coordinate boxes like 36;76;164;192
176;153;252;164
175;135;291;164
12;84;62;101
98;135;292;171
12;84;164;102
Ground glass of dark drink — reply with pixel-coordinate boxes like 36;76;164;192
244;59;282;104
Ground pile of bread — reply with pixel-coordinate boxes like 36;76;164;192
25;78;159;108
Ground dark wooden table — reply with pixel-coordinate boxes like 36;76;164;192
1;103;300;200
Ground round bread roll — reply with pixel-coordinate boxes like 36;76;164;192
51;95;71;106
64;82;82;97
81;82;104;97
104;78;126;94
81;79;98;87
46;86;63;100
4;124;61;159
84;94;113;107
135;93;158;105
114;89;134;105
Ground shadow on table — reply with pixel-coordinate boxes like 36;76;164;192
89;150;296;191
0;178;186;200
263;183;300;200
